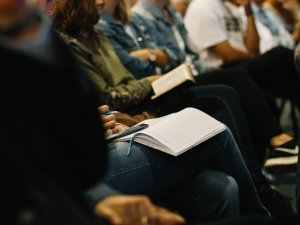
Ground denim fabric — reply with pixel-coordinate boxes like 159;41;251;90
182;84;271;175
252;3;294;49
132;0;205;74
86;129;268;222
97;12;182;78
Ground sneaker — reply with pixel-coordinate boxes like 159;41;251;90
265;140;299;167
258;186;300;224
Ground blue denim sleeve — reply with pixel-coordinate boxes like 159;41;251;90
141;17;183;73
84;183;121;210
96;23;157;79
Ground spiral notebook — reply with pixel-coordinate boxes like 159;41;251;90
116;108;226;156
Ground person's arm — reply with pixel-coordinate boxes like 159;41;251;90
97;23;159;78
129;48;169;67
69;43;154;111
211;40;252;63
292;22;300;42
94;195;186;225
239;0;260;55
98;105;129;136
134;15;184;72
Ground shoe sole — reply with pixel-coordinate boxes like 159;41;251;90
265;155;298;167
274;146;299;155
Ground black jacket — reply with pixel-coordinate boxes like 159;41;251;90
0;29;109;225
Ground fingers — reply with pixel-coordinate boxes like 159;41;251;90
113;124;128;133
98;104;116;130
94;195;186;225
95;202;123;225
98;105;110;114
153;209;186;225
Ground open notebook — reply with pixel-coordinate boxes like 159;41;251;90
115;108;226;156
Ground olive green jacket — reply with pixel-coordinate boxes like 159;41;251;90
59;30;152;111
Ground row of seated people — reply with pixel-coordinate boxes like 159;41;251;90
1;0;299;224
44;0;299;223
53;0;300;220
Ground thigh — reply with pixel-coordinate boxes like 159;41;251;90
102;133;228;200
166;170;239;222
236;47;300;94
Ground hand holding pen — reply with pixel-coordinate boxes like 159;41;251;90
98;105;127;135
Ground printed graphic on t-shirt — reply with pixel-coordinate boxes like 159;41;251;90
224;16;240;32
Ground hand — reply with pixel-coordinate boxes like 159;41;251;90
94;195;186;225
98;105;129;135
98;105;117;131
146;75;161;83
129;49;152;62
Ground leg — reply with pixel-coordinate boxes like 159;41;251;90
182;84;269;180
195;69;283;146
237;46;300;110
88;129;268;217
164;170;240;223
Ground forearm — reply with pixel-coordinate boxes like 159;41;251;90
244;11;260;55
129;49;169;67
84;183;121;210
149;49;169;67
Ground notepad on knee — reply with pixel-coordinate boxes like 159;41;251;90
115;108;226;156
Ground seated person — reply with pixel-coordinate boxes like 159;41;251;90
265;0;300;33
99;0;298;170
250;0;299;53
83;105;269;223
48;0;297;223
184;0;300;115
0;1;278;225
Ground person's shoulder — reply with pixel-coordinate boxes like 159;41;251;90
57;31;79;46
132;4;153;19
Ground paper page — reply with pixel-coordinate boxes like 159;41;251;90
139;108;225;153
117;108;226;156
151;64;195;99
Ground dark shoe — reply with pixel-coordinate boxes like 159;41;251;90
258;186;299;224
265;140;299;167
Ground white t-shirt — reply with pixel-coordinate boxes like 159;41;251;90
184;0;248;67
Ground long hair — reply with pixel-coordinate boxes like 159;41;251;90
53;0;99;35
115;0;132;24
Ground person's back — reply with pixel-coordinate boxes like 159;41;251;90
0;6;108;224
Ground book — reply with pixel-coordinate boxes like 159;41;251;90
151;64;196;100
115;107;226;156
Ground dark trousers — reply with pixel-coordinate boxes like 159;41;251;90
232;46;300;110
150;85;269;191
195;68;283;160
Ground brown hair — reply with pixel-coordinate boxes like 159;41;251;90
114;0;132;24
53;0;99;35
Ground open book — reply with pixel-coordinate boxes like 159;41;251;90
116;108;226;156
151;64;196;99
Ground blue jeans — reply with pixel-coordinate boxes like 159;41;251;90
182;85;266;184
87;130;269;223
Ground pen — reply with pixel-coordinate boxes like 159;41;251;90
104;111;121;115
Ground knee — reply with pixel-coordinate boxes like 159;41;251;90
198;170;240;219
223;175;239;202
202;170;239;203
212;173;240;219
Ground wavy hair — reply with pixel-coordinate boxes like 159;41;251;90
53;0;99;35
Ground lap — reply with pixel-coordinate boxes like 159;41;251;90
102;130;235;199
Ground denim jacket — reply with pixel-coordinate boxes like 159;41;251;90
133;0;207;75
96;11;181;78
